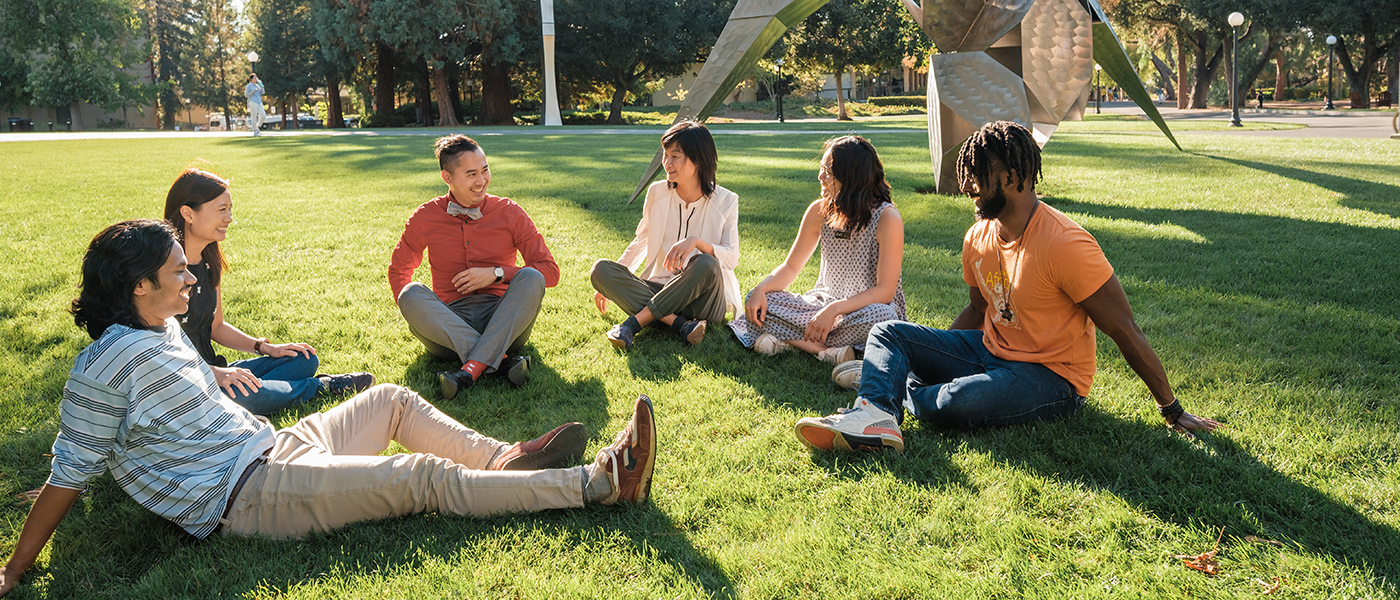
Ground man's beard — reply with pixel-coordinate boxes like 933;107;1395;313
975;186;1008;220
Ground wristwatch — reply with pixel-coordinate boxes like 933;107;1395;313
493;266;504;283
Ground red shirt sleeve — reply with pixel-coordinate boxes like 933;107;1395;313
388;208;428;302
507;208;559;287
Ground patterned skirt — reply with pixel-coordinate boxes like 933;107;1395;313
728;290;902;350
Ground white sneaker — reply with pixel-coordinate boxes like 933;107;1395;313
817;345;855;366
831;360;861;390
753;333;792;356
794;398;903;452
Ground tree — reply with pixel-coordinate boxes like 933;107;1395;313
182;0;243;125
366;0;508;127
793;0;918;120
137;0;198;129
2;0;148;130
1301;1;1400;108
556;0;728;125
249;0;321;128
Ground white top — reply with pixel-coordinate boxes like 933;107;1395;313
618;180;742;315
49;320;275;538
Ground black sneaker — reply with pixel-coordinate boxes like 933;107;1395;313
607;322;636;351
438;368;475;399
318;372;376;396
677;319;706;346
500;355;530;387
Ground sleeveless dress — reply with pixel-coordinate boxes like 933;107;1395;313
729;202;905;350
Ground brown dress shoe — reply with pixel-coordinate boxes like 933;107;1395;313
488;422;587;471
595;395;657;505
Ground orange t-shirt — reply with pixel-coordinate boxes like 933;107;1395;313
961;203;1113;397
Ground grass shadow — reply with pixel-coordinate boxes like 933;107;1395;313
1197;152;1400;218
946;405;1400;585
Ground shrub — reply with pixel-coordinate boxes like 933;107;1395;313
868;95;925;107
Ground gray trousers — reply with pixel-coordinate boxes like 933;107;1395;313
397;268;545;371
590;254;726;324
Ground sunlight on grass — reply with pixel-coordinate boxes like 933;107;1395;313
1;130;1397;598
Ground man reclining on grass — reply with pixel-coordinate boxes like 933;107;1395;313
796;121;1221;452
0;220;656;597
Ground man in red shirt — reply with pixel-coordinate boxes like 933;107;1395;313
796;121;1220;452
390;135;561;398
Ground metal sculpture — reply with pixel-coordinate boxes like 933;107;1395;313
631;0;1179;199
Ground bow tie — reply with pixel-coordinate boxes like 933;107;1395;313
446;201;482;220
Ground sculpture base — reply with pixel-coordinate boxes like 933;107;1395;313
1392;133;1400;140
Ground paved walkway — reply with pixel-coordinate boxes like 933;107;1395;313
3;103;1397;142
1102;102;1399;139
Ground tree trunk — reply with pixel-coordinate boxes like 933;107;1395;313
1152;54;1176;101
374;42;396;117
1236;34;1276;107
479;59;514;126
1388;46;1398;105
69;102;83;132
1177;37;1189;110
1188;32;1222;109
280;99;289;129
1274;48;1287;100
431;61;460;127
413;62;431;126
607;85;627;125
835;68;851;120
327;74;345;128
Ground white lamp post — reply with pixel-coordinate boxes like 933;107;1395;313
1324;35;1337;110
1228;12;1244;127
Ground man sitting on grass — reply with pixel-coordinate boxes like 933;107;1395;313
0;220;656;597
390;134;561;398
796;121;1220;452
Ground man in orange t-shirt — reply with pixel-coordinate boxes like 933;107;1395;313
796;121;1220;453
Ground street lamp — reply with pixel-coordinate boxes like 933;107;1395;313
775;58;785;124
1228;12;1244;127
1094;64;1102;114
246;51;258;71
1324;36;1336;110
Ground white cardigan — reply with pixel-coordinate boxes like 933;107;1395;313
617;180;742;316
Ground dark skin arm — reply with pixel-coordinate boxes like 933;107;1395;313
949;287;987;331
1078;274;1221;435
1;484;81;597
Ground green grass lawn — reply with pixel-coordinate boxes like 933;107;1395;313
1;125;1398;599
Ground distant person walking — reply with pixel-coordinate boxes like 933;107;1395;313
245;74;266;136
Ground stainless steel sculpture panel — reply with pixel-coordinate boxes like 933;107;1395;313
631;0;1179;200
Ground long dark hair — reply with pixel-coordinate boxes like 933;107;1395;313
661;120;717;198
163;168;229;287
71;220;180;340
821;135;892;233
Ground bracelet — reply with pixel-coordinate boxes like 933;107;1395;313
1158;399;1185;425
253;338;268;355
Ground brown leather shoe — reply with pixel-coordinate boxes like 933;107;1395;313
488;422;587;471
594;395;657;505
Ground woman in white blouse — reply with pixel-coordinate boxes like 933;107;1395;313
590;121;741;350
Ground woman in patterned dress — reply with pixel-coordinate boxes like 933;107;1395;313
728;135;905;365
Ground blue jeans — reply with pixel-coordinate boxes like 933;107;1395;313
858;322;1084;429
225;354;322;415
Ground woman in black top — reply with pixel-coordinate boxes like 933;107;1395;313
163;169;372;414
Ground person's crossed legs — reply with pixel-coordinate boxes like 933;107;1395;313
398;268;545;396
796;321;1083;452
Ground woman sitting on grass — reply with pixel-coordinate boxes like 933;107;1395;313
590;121;742;350
163;169;373;415
729;135;905;368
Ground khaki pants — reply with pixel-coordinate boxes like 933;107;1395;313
221;384;583;539
590;254;726;324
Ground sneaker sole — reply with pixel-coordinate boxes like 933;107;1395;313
832;361;861;390
607;334;631;351
633;394;657;504
794;418;903;453
506;356;530;387
685;321;707;346
498;423;587;471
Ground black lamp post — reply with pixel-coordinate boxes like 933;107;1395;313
1228;12;1244;127
1324;36;1336;110
775;58;785;123
1094;64;1102;114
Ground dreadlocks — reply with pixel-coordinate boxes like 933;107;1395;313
955;121;1041;195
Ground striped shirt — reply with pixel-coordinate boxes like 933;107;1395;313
48;319;275;538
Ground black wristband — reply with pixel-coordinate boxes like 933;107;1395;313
1158;399;1184;425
